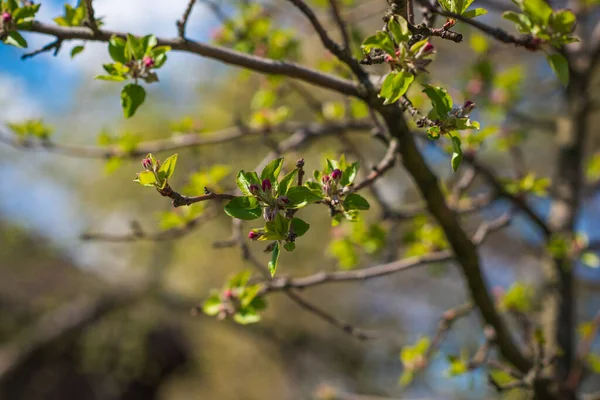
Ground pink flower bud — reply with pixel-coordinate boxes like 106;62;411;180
223;289;233;299
277;196;289;207
422;42;434;54
143;56;154;68
141;157;152;170
249;184;260;194
1;12;11;23
385;54;393;63
322;175;331;184
261;179;272;192
331;169;342;180
248;231;261;240
463;100;476;113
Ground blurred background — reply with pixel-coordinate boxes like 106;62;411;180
0;0;599;399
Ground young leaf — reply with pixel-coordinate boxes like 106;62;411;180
451;135;463;172
71;45;85;58
547;53;569;86
125;33;144;60
291;217;310;237
121;84;146;118
284;242;296;251
278;168;298;195
260;157;284;185
108;36;127;63
581;252;600;268
202;293;222;316
361;31;396;56
224;196;262;220
343;193;370;210
134;171;156;187
233;309;261;325
236;170;258;196
388;15;410;43
268;242;280;276
422;85;453;117
286;186;323;208
380;71;414;105
462;8;487;18
340;161;360;187
521;0;553;26
158;154;178;181
3;31;28;48
550;10;576;34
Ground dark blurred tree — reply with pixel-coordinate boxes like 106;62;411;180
1;0;600;399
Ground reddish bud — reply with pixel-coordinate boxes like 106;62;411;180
248;231;261;240
422;42;434;53
525;37;543;51
1;12;11;23
277;196;290;206
331;169;342;180
249;184;260;194
463;100;476;113
143;56;154;68
443;19;456;30
385;54;393;63
322;175;331;184
261;179;272;191
223;289;233;299
141;157;152;170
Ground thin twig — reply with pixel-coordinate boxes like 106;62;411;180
21;38;63;60
177;0;197;38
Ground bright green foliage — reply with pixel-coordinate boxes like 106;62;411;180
499;282;534;313
310;155;369;226
403;216;448;257
445;351;470;376
54;0;104;27
203;270;267;324
586;153;600;181
134;153;178;190
0;0;40;48
184;165;231;196
361;16;437;105
7;119;53;139
502;1;577;84
97;130;142;174
268;242;280;276
399;337;430;386
503;173;550;196
436;0;488;18
95;34;171;118
327;218;386;269
158;206;204;230
211;3;299;61
586;354;600;374
581;252;600;268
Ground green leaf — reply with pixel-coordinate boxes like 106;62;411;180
582;252;600;268
108;36;128;63
343;193;370;210
451;135;463;172
141;34;158;54
271;213;291;238
260;157;284;186
284;242;296;251
120;84;146;118
251;89;276;110
521;0;553;25
286;186;323;208
388;15;410;43
502;11;533;33
422;85;453;117
278;168;298;196
462;7;487;18
341;161;359;186
268;242;280;276
125;33;144;60
157;153;178;182
233;309;261;325
3;31;28;48
224;196;262;220
291;217;310;237
95;75;127;82
236;170;258;196
547;53;569;86
134;171;157;187
70;45;85;58
361;31;396;56
380;71;414;105
202;293;222;316
550;10;576;34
